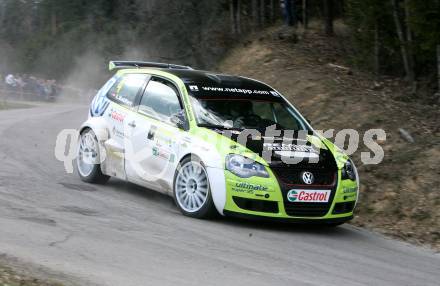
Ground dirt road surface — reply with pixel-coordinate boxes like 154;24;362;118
0;104;439;286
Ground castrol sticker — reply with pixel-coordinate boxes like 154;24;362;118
287;189;331;203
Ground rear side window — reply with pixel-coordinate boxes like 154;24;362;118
107;74;148;107
138;77;182;123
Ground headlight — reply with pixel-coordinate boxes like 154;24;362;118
225;154;269;178
341;159;357;181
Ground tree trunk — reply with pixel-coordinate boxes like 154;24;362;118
437;45;440;94
229;0;235;34
391;0;414;83
50;7;57;36
303;0;308;29
374;21;380;77
252;0;259;29
237;0;241;34
324;0;334;36
404;0;415;81
270;0;275;23
260;0;266;27
230;0;241;35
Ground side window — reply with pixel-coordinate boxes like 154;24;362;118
107;74;147;106
138;78;183;124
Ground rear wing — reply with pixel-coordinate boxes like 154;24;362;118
109;61;193;71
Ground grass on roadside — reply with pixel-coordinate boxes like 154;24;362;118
0;263;64;286
0;101;33;111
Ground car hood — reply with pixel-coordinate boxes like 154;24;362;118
211;128;338;171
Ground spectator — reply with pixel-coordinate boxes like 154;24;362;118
5;74;16;87
3;73;65;101
280;0;296;27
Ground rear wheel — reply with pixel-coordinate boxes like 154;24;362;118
173;157;217;219
76;128;109;184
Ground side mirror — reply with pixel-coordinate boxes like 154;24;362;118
170;110;189;130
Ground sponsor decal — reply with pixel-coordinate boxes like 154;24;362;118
270;91;281;97
264;143;315;152
90;92;110;117
114;95;132;106
112;126;125;138
152;146;174;162
156;134;173;147
109;109;126;122
301;171;314;185
231;182;270;194
266;143;320;159
287;189;331;203
147;125;157;140
342;186;357;194
199;86;277;96
147;126;174;148
342;186;357;199
189;85;199;92
90;77;117;117
169;154;175;163
182;136;192;143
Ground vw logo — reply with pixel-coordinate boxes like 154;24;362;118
301;171;314;185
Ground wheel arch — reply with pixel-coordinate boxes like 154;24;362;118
174;152;226;216
78;117;112;176
79;117;110;142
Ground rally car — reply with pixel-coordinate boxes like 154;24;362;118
77;61;359;224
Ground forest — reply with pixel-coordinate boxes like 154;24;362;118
0;0;439;95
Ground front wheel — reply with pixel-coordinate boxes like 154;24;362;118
173;157;217;219
76;128;109;184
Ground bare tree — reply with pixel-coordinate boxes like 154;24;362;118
260;0;266;27
391;0;415;83
230;0;236;34
252;0;259;29
437;45;440;95
229;0;241;35
270;0;275;23
404;0;415;81
324;0;334;36
303;0;308;29
237;0;241;34
50;7;57;36
374;21;381;76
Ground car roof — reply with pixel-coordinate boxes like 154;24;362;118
118;68;272;91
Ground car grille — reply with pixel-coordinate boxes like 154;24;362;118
283;201;332;217
270;166;336;186
270;166;338;217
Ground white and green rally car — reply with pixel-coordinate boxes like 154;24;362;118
77;61;359;224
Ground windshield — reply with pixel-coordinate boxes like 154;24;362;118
191;97;308;131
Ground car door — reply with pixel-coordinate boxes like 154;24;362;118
124;76;187;193
102;73;150;179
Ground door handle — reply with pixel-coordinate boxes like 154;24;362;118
128;121;136;128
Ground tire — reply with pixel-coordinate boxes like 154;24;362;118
173;156;217;219
76;128;110;184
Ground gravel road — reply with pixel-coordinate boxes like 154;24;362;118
0;104;438;286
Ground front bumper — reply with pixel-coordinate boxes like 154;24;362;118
223;210;353;224
222;169;358;222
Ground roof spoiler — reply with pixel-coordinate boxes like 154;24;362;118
109;61;193;71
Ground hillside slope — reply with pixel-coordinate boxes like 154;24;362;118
218;25;440;250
